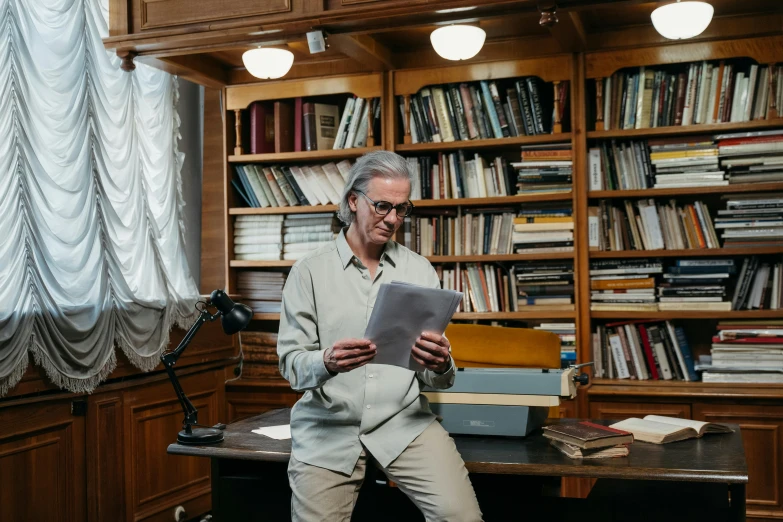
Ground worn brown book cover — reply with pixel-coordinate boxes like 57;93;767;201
274;100;294;153
542;421;634;449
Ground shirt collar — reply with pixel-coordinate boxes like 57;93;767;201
335;228;397;270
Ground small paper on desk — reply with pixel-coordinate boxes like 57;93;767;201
251;424;291;440
364;281;463;372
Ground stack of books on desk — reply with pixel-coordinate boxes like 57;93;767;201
543;421;633;459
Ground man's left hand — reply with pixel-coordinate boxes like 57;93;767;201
412;331;451;374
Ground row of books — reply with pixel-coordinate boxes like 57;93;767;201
400;78;565;144
719;193;783;248
404;153;514;201
599;61;782;130
233;161;351;208
512;207;574;254
589;258;782;312
697;321;783;384
233;214;338;261
237;330;282;380
533;323;576;368
515;262;575;308
436;263;513;313
592;320;697;381
589;199;718;251
403;211;515;257
588;130;783;191
237;271;286;314
513;144;573;195
246;97;380;154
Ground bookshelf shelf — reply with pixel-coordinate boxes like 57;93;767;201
228;146;382;164
587;119;783;140
591;310;783;320
453;308;575;320
588;182;783;199
590;247;783;259
252;313;282;321
229;205;338;215
588;379;783;399
231;260;295;268
413;193;572;208
395;134;572;153
428;253;573;263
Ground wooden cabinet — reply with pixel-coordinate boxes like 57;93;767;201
0;400;86;522
0;362;231;522
694;403;783;521
137;0;292;30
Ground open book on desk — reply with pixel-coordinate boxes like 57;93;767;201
364;281;463;372
610;415;733;444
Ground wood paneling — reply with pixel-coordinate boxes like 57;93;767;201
589;401;691;421
201;87;227;295
87;392;125;522
0;400;86;522
694;403;783;518
226;389;300;422
139;0;291;30
125;368;225;522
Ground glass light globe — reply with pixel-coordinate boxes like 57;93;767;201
651;1;714;40
430;25;486;61
241;48;294;79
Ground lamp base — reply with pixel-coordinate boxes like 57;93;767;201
177;427;224;445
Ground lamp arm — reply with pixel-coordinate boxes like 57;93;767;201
161;307;216;431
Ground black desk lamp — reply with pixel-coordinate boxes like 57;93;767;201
161;289;253;445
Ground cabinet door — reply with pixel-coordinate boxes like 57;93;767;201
0;399;86;522
694;403;783;520
124;368;225;522
589;401;691;421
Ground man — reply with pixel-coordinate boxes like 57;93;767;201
277;150;482;521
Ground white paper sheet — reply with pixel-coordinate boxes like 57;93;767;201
251;424;292;440
364;281;463;372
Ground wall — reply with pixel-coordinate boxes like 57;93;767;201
178;79;204;286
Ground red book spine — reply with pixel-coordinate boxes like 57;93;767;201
638;324;660;380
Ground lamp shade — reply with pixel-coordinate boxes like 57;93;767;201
241;48;294;79
210;290;253;335
430;25;486;61
651;1;714;40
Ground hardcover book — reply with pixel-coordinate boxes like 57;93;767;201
542;421;634;449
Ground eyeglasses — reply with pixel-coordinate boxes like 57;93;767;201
355;191;414;217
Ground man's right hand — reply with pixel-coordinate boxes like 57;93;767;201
323;338;377;375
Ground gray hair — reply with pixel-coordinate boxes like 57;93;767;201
337;150;414;225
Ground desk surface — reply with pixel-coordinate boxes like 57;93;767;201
168;408;747;484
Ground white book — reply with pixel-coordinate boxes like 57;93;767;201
705;64;720;124
624;324;649;380
610;416;732;444
304;166;338;205
474;154;488;197
288;166;319;207
588;148;603;190
608;333;630;379
744;64;758;122
322;162;346;198
343;97;364;149
333;97;355;150
603;77;612;130
730;74;746;122
336;160;353;182
352;101;371;148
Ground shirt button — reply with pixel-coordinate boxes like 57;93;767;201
368;374;374;378
366;405;371;409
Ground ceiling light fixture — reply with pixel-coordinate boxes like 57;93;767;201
241;47;294;79
651;0;714;40
430;24;486;61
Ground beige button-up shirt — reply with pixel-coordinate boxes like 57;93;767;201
277;228;456;475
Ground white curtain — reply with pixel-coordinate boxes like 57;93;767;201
0;0;200;396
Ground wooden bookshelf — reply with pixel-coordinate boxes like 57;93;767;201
428;253;573;263
231;260;295;268
590;247;783;259
230;205;338;215
589;182;783;199
412;193;572;208
252;313;282;321
592;310;783;320
453;308;575;321
228;146;381;163
587;119;783;140
395;133;571;153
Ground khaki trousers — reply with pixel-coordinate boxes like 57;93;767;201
288;420;483;522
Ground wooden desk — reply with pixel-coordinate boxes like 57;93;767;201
168;409;748;522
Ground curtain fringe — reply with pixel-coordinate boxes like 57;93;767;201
31;346;118;396
0;352;30;397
